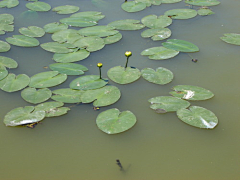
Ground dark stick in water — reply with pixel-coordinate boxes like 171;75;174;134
116;159;123;171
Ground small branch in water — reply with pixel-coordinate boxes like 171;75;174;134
116;159;123;171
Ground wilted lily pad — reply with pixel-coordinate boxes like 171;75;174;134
141;67;174;85
164;9;197;19
141;15;172;28
52;5;79;14
148;96;190;113
141;28;171;41
162;0;182;3
26;2;51;12
220;33;240;46
198;8;214;16
21;87;52;104
0;0;19;8
170;85;214;100
177;106;218;129
43;22;68;34
121;1;147;13
185;0;220;6
49;63;88;75
51;29;83;44
0;40;11;52
96;108;137;134
3;106;45;126
19;26;45;37
51;88;83;103
78;25;119;37
107;66;141;84
108;19;145;30
74;36;105;52
6;35;39;47
162;39;199;52
0;14;14;34
53;49;90;63
40;42;77;53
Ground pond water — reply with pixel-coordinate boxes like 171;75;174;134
1;0;240;179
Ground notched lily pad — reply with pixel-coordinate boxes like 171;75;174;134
52;5;79;14
103;33;122;44
0;0;19;8
53;49;90;63
78;25;119;37
19;26;45;37
59;17;98;28
141;15;172;28
26;2;51;12
220;33;240;46
6;35;39;47
185;0;220;6
0;40;11;52
0;14;14;34
108;19;145;30
162;0;182;3
141;28;171;41
49;63;88;75
0;56;18;69
198;8;214;16
40;42;77;53
74;36;105;52
51;88;83;103
121;1;147;13
162;39;199;52
43;22;68;34
51;29;83;44
21;87;52;104
164;9;197;19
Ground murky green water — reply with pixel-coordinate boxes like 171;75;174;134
1;0;240;179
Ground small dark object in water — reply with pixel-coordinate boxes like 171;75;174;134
25;122;40;129
93;107;100;111
116;159;123;171
192;59;198;63
125;0;127;2
155;108;167;114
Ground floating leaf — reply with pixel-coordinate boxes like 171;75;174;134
3;106;45;126
108;19;145;30
18;10;38;21
103;33;122;44
70;11;105;21
220;33;240;46
0;40;11;52
162;0;182;3
121;1;147;13
6;35;39;47
164;9;197;19
40;42;77;53
26;2;51;12
141;28;171;41
170;85;214;100
0;56;18;68
96;108;137;134
52;5;79;14
21;87;52;104
162;39;199;52
0;0;19;8
198;8;214;16
49;63;88;75
51;29;83;44
70;75;108;90
141;46;179;60
29;71;67;88
135;0;162;6
19;26;45;37
78;25;119;37
185;0;220;6
177;106;218;129
148;96;190;113
141;15;172;28
60;17;98;28
81;86;121;107
141;67;174;85
74;36;105;52
53;49;90;63
51;88;83;103
0;65;8;80
43;22;68;34
0;14;14;34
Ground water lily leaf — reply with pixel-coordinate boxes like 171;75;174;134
198;8;214;16
70;75;108;90
177;106;218;129
185;0;220;6
51;88;83;103
29;71;67;88
26;2;51;12
18;10;38;21
74;36;105;52
40;42;77;53
70;11;105;21
96;108;137;134
135;0;162;6
141;15;172;28
0;40;11;52
0;65;8;80
220;33;240;46
21;87;52;104
141;67;174;85
52;5;79;14
6;35;39;47
51;29;83;44
81;85;121;107
19;26;45;37
43;22;68;34
148;96;190;113
53;49;90;63
3;106;45;126
49;63;88;75
0;0;19;8
141;28;171;41
78;25;119;37
162;39;199;52
164;9;197;19
0;56;18;68
0;14;14;34
0;73;30;92
59;17;98;28
103;32;122;44
141;46;179;60
108;19;145;30
162;0;182;3
170;85;214;100
121;1;147;13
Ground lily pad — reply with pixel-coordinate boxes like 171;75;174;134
29;71;67;88
74;36;105;52
0;14;14;34
198;8;214;16
70;11;105;21
43;22;68;34
135;0;162;6
21;87;52;104
96;108;137;134
70;75;108;90
51;88;83;103
53;49;90;63
49;63;88;75
177;106;218;129
26;2;51;12
0;73;30;92
141;28;171;41
19;26;45;37
103;33;122;44
78;25;119;37
121;1;147;13
220;33;240;46
108;19;145;30
18;10;38;21
59;17;98;28
0;0;19;8
148;96;190;113
185;0;220;6
0;65;8;80
162;0;182;3
141;67;174;85
81;85;121;107
141;46;179;60
141;15;172;28
170;85;214;100
0;40;11;52
52;5;79;14
51;29;83;44
162;39;199;52
3;106;45;126
6;35;39;47
0;56;18;68
164;9;197;19
40;42;77;53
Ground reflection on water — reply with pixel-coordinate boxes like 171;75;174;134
0;0;240;179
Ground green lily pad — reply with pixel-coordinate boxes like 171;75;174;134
162;0;182;3
141;28;171;41
108;19;145;30
40;42;77;53
107;66;141;84
170;85;214;100
0;40;11;52
121;1;147;13
70;11;105;21
0;56;18;68
70;75;108;90
19;26;45;37
148;96;190;113
96;108;137;134
81;85;121;107
135;0;162;6
177;106;218;129
162;39;199;52
29;71;67;88
78;25;119;37
26;2;51;12
51;29;83;44
52;5;79;14
49;63;88;75
43;22;68;34
198;8;214;16
3;106;45;126
21;87;52;104
0;14;14;34
0;65;8;80
220;33;240;46
164;9;197;19
141;46;179;60
59;17;98;28
141;67;174;85
74;36;105;52
53;49;90;63
0;73;30;92
6;35;39;47
0;0;19;8
185;0;220;6
103;33;122;44
18;10;38;21
141;15;172;28
51;88;83;103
